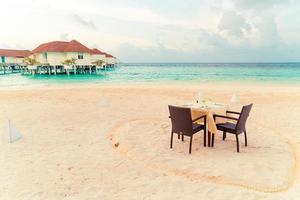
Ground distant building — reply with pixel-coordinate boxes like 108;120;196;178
31;40;117;66
0;49;31;64
31;40;92;65
104;53;117;66
90;48;106;64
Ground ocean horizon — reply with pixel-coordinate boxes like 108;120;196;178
1;62;300;88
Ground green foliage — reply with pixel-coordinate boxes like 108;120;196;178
62;58;77;65
23;57;40;65
92;59;105;66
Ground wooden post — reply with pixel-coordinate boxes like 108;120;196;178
89;66;92;74
74;66;76;75
54;65;57;75
67;69;70;76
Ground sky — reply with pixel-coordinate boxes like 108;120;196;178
1;0;300;62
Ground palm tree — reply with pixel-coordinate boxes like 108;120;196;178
23;57;39;66
92;59;105;67
23;57;40;73
62;58;77;66
62;58;77;75
0;63;4;71
92;59;106;71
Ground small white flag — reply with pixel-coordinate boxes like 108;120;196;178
7;120;22;143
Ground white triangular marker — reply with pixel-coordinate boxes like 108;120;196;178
8;120;22;143
196;91;203;103
99;96;109;107
231;93;239;104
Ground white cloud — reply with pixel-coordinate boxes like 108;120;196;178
59;33;70;41
0;0;300;62
232;0;286;10
70;14;97;30
218;11;250;37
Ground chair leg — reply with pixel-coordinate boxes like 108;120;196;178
178;133;180;139
208;131;211;147
212;134;214;147
203;130;206;147
189;135;193;154
170;131;174;149
181;134;184;141
223;131;226;140
244;130;247;146
235;134;240;152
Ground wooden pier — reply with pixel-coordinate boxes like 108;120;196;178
22;64;115;75
0;64;26;75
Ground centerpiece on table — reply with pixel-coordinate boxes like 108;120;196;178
195;92;213;107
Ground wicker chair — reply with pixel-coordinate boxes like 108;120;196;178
168;105;206;154
213;104;253;152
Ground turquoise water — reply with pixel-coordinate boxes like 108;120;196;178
1;63;300;88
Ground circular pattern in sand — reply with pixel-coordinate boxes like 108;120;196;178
108;118;297;193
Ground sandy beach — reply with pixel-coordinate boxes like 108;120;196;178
0;83;300;199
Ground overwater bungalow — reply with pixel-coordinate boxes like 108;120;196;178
0;49;31;74
90;48;106;60
90;48;106;69
27;40;117;75
104;53;117;68
31;40;92;66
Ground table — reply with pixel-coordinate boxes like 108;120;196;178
182;102;228;147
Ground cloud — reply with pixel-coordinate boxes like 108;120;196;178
70;13;96;30
198;30;227;49
218;11;251;37
0;43;11;49
253;15;280;47
59;33;69;41
117;42;198;62
1;0;300;62
232;0;286;10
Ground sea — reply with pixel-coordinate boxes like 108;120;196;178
1;63;300;88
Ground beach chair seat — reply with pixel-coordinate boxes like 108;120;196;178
216;122;236;132
192;123;205;133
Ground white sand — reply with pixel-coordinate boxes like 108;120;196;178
0;83;300;199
